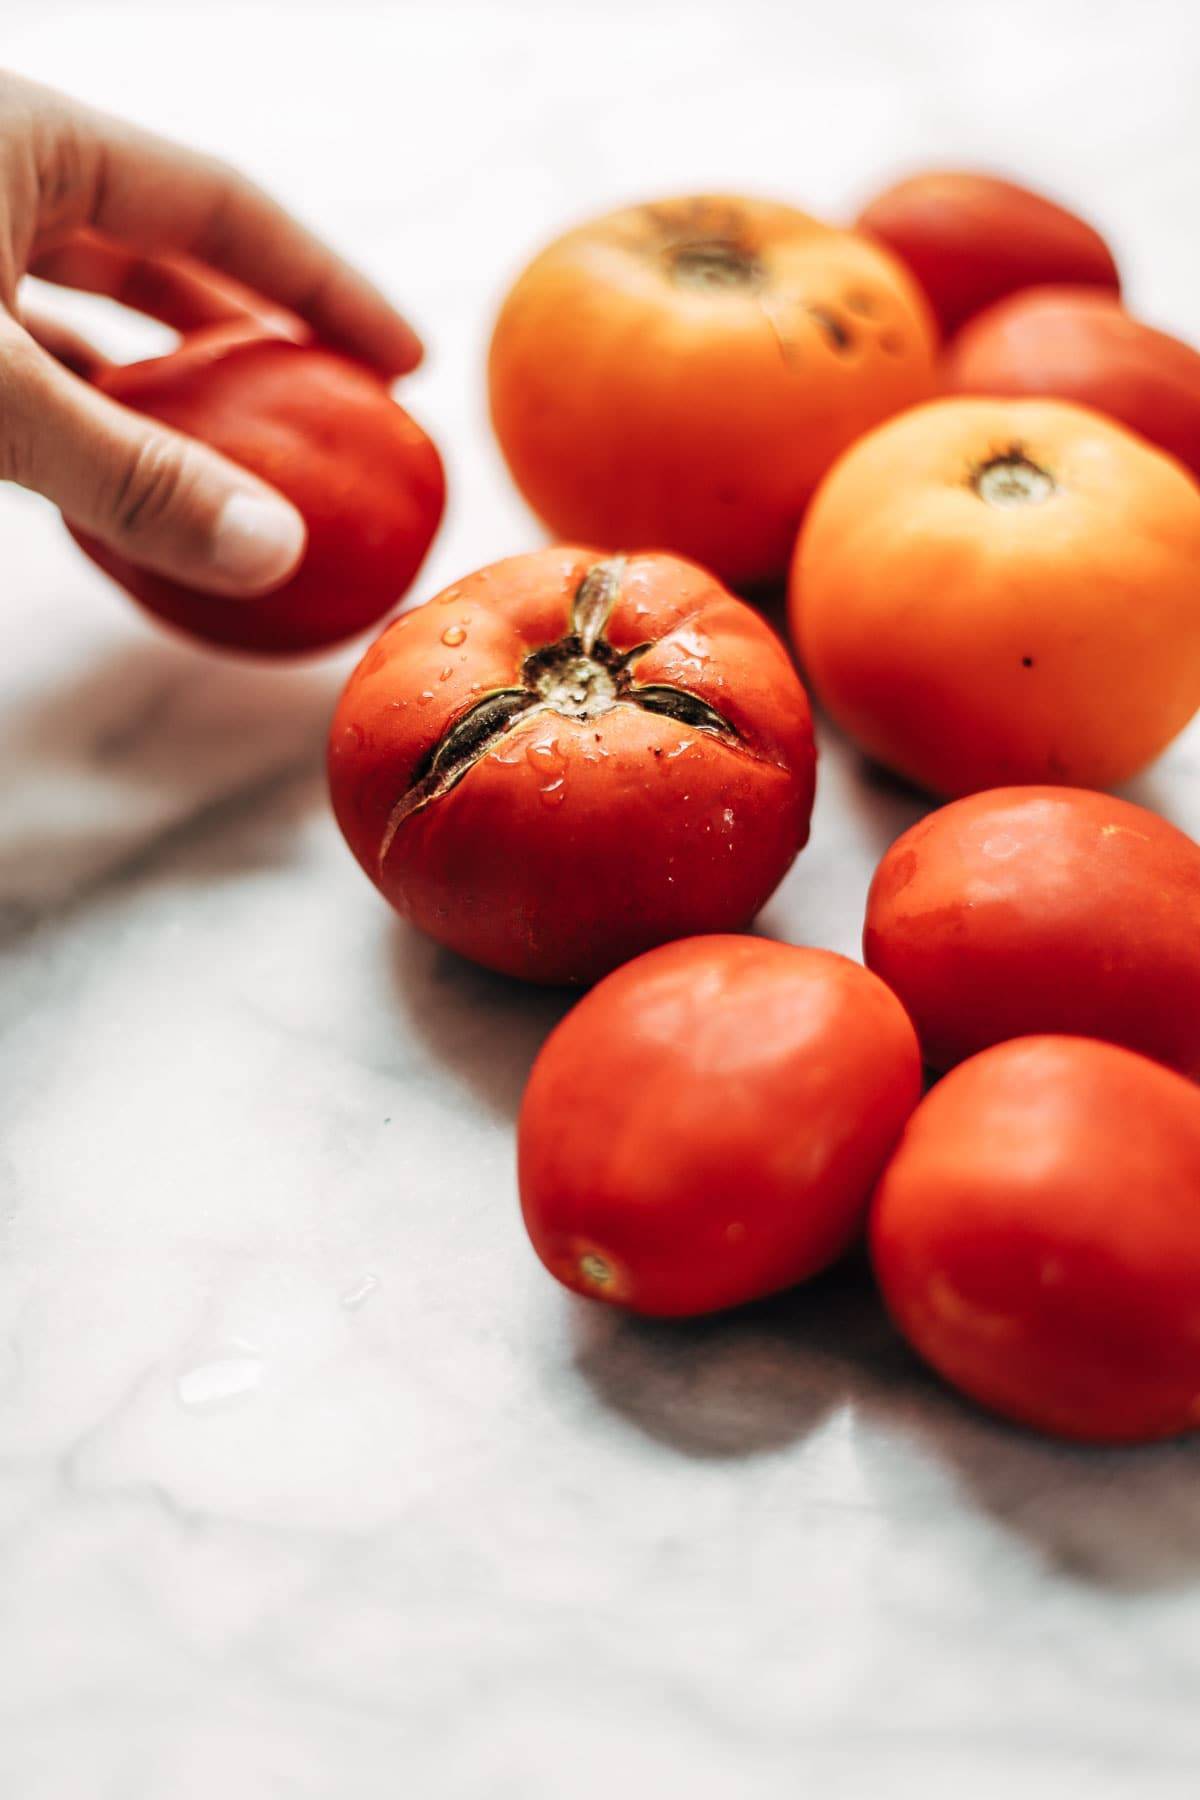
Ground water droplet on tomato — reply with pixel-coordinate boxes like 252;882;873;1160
417;689;435;706
525;736;564;772
539;777;567;808
438;586;462;606
341;724;366;751
439;665;453;682
442;624;467;647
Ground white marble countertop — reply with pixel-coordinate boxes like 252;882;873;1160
2;3;1199;1796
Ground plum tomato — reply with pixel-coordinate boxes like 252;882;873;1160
864;787;1200;1078
855;170;1119;338
328;549;817;984
70;324;445;655
489;194;936;589
944;286;1200;482
518;936;923;1316
871;1036;1200;1443
789;397;1200;795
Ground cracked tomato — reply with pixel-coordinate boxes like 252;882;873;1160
871;1036;1200;1443
489;194;936;589
71;323;445;655
519;937;923;1316
328;548;817;984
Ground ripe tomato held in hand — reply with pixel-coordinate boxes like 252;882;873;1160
519;937;923;1316
790;396;1200;795
854;170;1119;338
871;1036;1200;1444
329;549;817;984
71;324;445;655
944;286;1200;482
864;787;1200;1078
489;194;936;590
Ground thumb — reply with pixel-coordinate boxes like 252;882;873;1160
0;323;306;596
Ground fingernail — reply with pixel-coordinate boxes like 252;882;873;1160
210;491;307;594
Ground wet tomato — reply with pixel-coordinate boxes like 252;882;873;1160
944;286;1200;482
855;170;1119;338
71;324;444;655
871;1036;1200;1443
519;936;923;1316
790;397;1200;795
489;194;936;589
329;549;817;984
865;787;1200;1078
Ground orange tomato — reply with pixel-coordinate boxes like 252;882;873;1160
871;1036;1200;1443
790;397;1200;795
944;286;1200;482
489;195;936;590
855;170;1119;338
864;787;1200;1078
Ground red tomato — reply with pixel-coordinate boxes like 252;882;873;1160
871;1036;1200;1443
70;325;445;655
865;788;1200;1079
329;549;817;984
855;171;1119;338
944;286;1200;481
519;936;923;1316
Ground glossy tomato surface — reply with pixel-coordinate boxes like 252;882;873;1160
871;1036;1200;1443
855;170;1119;338
72;326;445;655
490;194;936;589
865;787;1200;1077
519;936;923;1316
944;286;1200;481
329;549;817;984
790;397;1200;795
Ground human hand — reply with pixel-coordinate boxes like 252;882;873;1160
0;70;423;597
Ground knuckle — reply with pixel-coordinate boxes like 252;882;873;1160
107;434;191;539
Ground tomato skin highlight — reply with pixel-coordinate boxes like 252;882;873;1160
70;325;445;655
871;1036;1200;1444
864;787;1200;1080
855;170;1119;338
329;549;817;986
944;286;1200;483
489;193;936;589
789;396;1200;796
518;936;923;1316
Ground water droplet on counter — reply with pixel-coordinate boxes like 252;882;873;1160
441;624;467;647
175;1342;264;1412
341;1274;380;1311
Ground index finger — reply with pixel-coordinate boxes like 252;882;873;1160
31;81;423;375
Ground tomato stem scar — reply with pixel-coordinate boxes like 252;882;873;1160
973;447;1056;507
377;559;741;862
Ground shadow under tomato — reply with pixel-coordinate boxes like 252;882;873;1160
569;1255;906;1461
572;1246;1200;1591
386;920;575;1122
0;635;340;928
